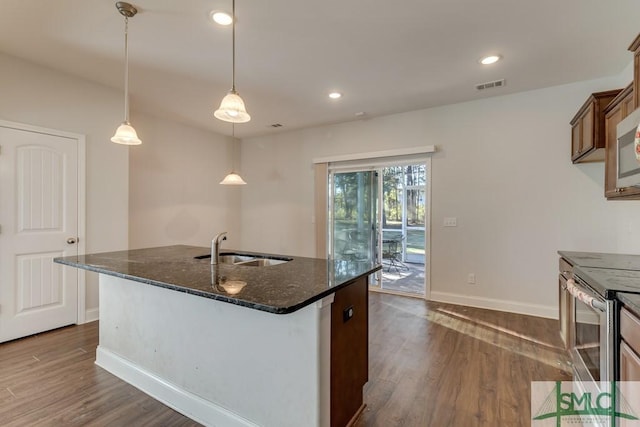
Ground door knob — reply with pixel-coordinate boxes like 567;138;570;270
66;237;78;244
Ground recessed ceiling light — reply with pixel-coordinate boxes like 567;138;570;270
211;11;233;26
329;92;342;99
480;55;501;65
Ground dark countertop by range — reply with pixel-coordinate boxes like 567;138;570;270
619;293;640;317
558;251;640;270
558;251;640;299
54;245;381;315
572;266;640;299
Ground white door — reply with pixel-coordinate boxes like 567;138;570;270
0;126;79;343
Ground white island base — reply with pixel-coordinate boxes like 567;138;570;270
96;274;335;427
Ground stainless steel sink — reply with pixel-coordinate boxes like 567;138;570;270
197;252;291;266
234;258;289;267
218;254;256;264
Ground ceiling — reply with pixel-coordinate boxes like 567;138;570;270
1;0;640;138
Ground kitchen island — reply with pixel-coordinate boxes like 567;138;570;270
55;245;380;427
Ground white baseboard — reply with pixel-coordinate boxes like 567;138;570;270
429;291;557;319
95;346;259;427
84;307;99;323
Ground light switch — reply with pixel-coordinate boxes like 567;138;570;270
444;217;457;227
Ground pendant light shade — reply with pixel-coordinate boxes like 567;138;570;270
220;172;247;185
112;2;141;145
214;89;251;123
220;123;247;185
111;122;142;145
214;0;250;123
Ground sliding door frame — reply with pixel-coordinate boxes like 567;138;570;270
313;147;434;300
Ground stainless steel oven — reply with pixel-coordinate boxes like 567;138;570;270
566;276;617;386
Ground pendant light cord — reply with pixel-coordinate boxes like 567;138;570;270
231;0;236;92
232;123;236;171
124;16;130;123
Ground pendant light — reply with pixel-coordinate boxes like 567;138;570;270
111;2;142;145
220;123;247;185
214;0;251;123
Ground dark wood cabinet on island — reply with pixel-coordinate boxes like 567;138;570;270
570;89;622;163
331;275;368;427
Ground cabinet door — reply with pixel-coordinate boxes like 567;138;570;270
571;122;581;159
620;341;640;381
620;341;640;427
623;91;635;116
605;104;624;198
331;276;368;427
621;307;640;352
580;103;595;153
572;90;623;163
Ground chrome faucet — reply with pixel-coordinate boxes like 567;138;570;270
211;232;228;265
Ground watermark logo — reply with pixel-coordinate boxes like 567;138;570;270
531;381;640;426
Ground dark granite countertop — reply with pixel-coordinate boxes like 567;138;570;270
558;250;640;299
572;266;640;299
619;293;640;317
558;251;640;270
55;245;381;315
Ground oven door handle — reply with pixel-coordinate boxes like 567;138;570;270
566;279;606;312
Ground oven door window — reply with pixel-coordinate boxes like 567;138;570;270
574;298;601;381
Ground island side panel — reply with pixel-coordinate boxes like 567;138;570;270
96;274;332;427
330;276;368;427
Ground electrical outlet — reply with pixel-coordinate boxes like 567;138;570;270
343;305;354;322
467;273;476;284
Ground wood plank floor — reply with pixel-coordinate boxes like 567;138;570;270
0;293;571;426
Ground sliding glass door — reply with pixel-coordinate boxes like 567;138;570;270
329;170;378;269
328;161;429;297
379;164;427;295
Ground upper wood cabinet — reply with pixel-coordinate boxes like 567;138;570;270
604;83;640;199
630;34;640;109
570;90;622;163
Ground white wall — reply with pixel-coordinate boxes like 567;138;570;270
0;54;239;320
128;113;241;249
0;53;129;315
8;46;637;322
239;70;640;318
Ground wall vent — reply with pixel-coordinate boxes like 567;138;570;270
475;79;506;91
270;123;283;128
